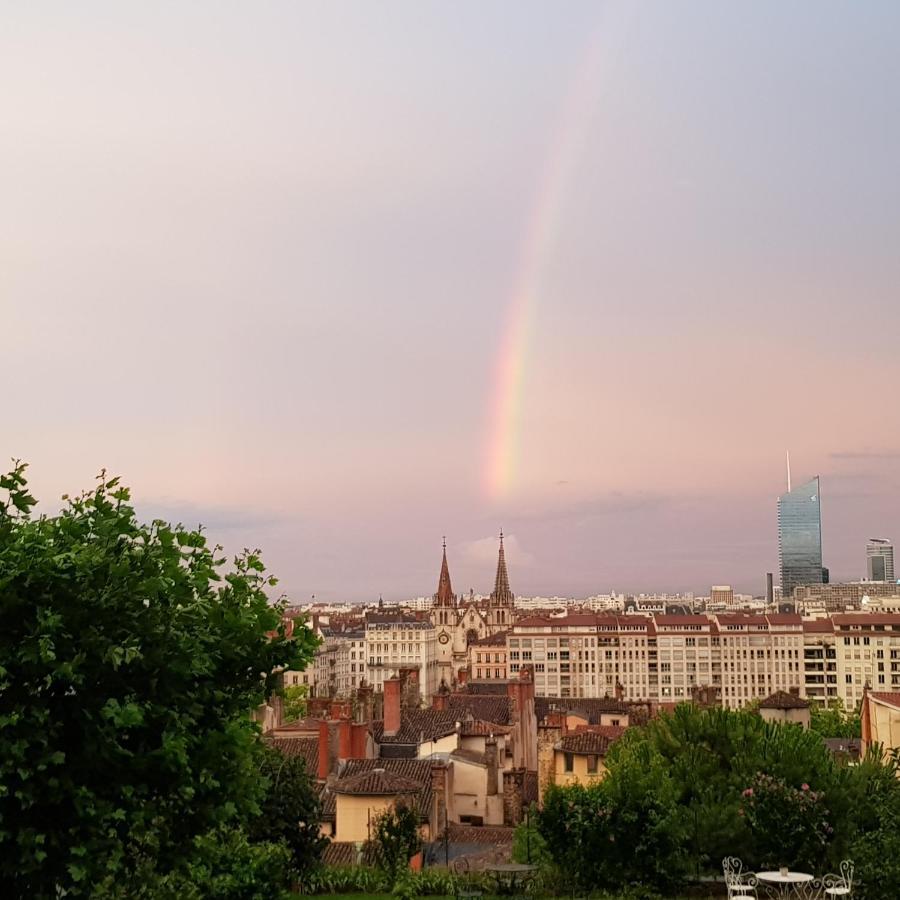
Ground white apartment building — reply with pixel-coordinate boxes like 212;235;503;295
365;612;439;700
504;611;882;708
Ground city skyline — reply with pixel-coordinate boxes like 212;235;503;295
5;2;899;602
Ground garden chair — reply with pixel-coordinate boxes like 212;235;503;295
722;856;758;900
821;860;854;897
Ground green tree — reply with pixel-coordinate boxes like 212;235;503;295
282;683;310;722
367;800;422;885
249;744;328;875
809;698;861;739
0;463;319;898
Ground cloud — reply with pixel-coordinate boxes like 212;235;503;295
458;533;534;568
510;490;676;523
135;499;292;533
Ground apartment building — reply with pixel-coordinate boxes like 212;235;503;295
503;611;892;708
468;631;508;682
365;611;439;700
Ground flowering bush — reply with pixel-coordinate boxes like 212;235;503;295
740;773;832;870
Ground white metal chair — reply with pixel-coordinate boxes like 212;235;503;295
723;856;758;900
822;860;854;897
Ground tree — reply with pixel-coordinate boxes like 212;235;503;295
809;698;861;739
282;684;310;722
0;463;319;898
367;800;422;885
249;745;328;875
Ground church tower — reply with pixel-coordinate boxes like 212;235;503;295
487;531;514;630
429;538;457;686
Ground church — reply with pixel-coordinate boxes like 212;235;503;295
429;532;514;687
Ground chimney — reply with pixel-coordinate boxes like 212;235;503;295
351;723;369;758
317;719;330;781
431;760;448;835
337;717;352;761
485;736;499;796
457;668;468;686
432;692;447;712
384;678;402;736
356;682;374;724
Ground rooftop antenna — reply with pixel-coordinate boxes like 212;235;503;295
786;449;792;493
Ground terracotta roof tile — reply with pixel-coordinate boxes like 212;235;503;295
536;696;628;722
868;691;900;709
446;694;513;725
373;708;459;744
558;730;623;755
332;768;423;796
321;758;433;821
322;842;359;866
759;690;810;710
458;719;511;737
267;737;319;774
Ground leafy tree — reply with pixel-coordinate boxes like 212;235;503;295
282;683;310;722
0;463;319;898
367;800;422;885
809;698;861;739
249;744;328;875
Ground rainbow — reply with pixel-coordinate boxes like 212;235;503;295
485;12;624;501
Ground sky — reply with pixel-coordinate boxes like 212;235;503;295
3;1;899;602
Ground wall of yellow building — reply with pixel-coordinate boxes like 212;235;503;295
334;794;431;844
553;750;607;787
869;701;900;763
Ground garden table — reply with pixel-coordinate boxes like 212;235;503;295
756;870;818;899
484;863;536;896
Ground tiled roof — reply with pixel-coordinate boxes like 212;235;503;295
868;691;900;709
536;696;628;722
802;618;834;633
458;719;511;737
558;730;623;755
450;748;487;766
759;690;810;710
469;631;508;647
654;614;711;627
332;768;423;796
442;824;515;845
372;708;458;744
766;614;803;625
271;716;322;733
267;736;319;774
321;758;433;821
322;842;360;866
823;738;861;758
833;614;900;628
447;694;513;724
463;682;511;695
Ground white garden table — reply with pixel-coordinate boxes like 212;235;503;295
756;870;817;899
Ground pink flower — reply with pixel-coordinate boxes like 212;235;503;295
742;788;754;797
801;783;810;791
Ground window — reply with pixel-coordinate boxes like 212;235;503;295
587;755;598;774
564;753;574;773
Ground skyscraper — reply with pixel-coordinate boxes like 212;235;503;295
867;538;895;582
778;476;823;598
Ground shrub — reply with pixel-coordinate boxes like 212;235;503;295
367;800;422;885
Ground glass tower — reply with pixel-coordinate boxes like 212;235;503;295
867;539;895;583
778;476;823;598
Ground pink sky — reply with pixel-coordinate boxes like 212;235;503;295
3;2;899;601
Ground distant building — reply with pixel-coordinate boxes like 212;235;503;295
778;476;823;597
867;538;895;583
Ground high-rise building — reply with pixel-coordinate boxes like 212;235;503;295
778;476;823;598
867;539;895;583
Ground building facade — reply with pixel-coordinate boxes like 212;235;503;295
867;538;895;583
365;612;439;700
778;476;824;597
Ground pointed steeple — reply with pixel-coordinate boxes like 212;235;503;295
491;530;514;607
434;537;456;607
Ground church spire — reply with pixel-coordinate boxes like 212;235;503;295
491;530;513;606
434;537;456;607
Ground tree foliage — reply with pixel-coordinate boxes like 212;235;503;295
282;684;310;722
536;703;900;896
809;698;861;739
0;463;319;898
249;744;328;874
367;800;422;885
